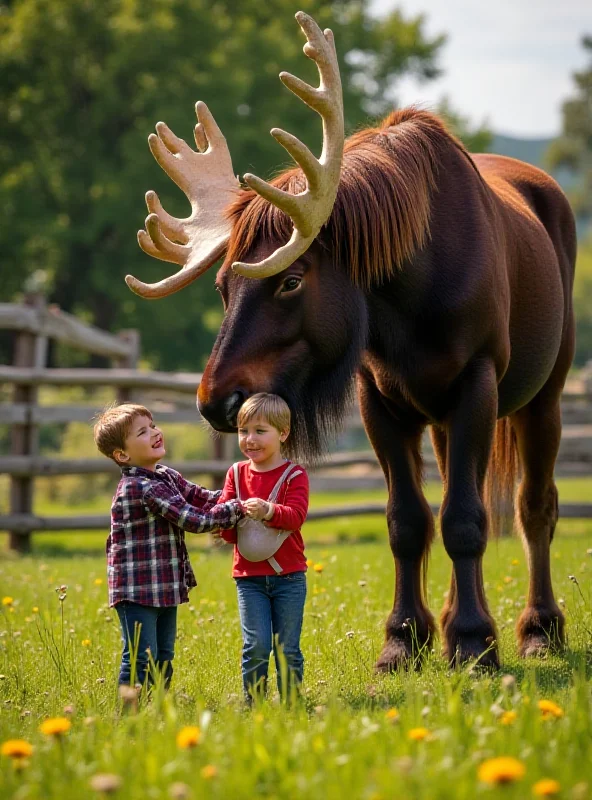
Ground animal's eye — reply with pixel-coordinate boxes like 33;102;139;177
280;276;301;293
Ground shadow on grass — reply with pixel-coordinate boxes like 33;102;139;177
324;647;592;714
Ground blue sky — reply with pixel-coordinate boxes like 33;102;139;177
370;0;592;138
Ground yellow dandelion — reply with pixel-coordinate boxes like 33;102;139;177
478;756;526;785
32;607;38;613
94;578;103;586
385;708;399;722
500;710;518;725
2;597;13;607
1;739;33;759
200;764;218;779
39;717;71;737
407;727;429;741
511;559;520;566
533;778;561;796
176;726;200;749
306;558;314;568
538;700;564;719
81;639;91;647
313;563;324;573
503;576;513;584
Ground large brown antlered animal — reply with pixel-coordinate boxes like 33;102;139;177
127;12;576;669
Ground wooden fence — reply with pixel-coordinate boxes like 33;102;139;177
1;294;591;552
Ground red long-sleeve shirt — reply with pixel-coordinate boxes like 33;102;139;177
217;460;309;577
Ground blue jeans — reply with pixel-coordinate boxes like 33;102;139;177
115;602;177;688
236;572;306;701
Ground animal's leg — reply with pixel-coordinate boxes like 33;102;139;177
439;359;499;668
512;394;565;656
357;374;435;671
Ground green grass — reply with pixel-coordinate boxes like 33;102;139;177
1;518;591;798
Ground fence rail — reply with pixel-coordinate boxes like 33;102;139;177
1;294;592;551
2;501;592;536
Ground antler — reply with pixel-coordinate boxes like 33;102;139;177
232;11;344;279
126;102;240;299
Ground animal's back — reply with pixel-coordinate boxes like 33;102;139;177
473;153;576;287
472;153;576;413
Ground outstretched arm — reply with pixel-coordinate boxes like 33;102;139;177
216;467;239;544
161;466;222;510
143;479;243;534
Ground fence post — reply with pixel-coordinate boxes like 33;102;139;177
8;291;47;553
114;329;140;403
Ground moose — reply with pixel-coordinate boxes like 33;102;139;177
126;12;576;670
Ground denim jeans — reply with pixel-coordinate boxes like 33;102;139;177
236;571;306;701
115;602;177;688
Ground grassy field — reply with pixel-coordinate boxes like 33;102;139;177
0;485;591;798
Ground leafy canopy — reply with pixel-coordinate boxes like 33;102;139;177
0;0;486;369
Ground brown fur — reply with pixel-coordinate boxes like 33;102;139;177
198;106;576;670
225;108;466;288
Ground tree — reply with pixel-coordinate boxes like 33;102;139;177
546;35;592;222
545;35;592;366
0;0;483;370
436;97;492;154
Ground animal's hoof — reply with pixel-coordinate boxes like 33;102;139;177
446;636;500;671
519;633;564;658
516;606;565;657
374;639;414;673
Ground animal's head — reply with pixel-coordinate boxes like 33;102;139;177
126;11;367;458
127;11;435;457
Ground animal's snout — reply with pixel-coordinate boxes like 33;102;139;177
197;390;246;432
223;391;245;427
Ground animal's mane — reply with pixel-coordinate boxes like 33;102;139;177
223;107;470;288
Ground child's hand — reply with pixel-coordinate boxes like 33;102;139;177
244;498;272;521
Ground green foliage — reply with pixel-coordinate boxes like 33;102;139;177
546;35;592;221
1;0;489;371
0;533;591;798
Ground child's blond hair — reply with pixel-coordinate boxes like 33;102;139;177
237;393;291;435
93;403;153;463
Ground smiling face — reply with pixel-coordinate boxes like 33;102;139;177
114;415;165;470
238;416;288;472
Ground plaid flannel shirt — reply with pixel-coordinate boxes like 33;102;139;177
107;464;243;607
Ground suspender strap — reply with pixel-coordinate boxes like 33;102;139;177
268;463;296;502
232;462;242;501
232;461;295;503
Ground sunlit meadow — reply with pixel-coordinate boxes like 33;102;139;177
1;484;591;799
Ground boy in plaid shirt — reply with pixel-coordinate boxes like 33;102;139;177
94;403;244;689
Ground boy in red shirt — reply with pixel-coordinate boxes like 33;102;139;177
217;393;309;702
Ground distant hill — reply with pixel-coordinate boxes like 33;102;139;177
488;134;555;168
486;133;576;195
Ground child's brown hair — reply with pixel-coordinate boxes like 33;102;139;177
237;393;291;434
93;403;152;463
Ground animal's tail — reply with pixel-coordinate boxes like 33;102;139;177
484;417;520;537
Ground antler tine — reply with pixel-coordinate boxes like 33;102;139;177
127;102;239;299
232;11;344;279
